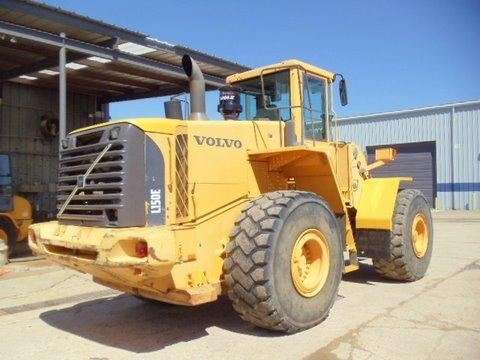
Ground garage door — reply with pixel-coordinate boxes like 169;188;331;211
366;141;436;207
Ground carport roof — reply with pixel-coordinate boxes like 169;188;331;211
0;0;250;102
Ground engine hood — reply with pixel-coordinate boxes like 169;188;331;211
71;118;186;135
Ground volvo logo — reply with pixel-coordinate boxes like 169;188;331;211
193;135;242;149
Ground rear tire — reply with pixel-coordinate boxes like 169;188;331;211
373;189;433;281
0;218;18;257
224;191;343;333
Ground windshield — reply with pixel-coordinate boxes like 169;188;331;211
231;70;291;121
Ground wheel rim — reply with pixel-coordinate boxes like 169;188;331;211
411;213;428;258
291;228;330;298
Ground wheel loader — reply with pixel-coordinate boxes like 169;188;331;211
0;154;33;257
29;56;433;332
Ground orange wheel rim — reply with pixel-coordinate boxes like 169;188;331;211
411;214;428;258
291;228;330;297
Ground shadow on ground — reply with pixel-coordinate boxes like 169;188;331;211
10;240;34;259
342;261;397;285
39;262;395;353
40;294;280;353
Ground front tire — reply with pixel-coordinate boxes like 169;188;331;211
224;191;343;333
373;189;433;281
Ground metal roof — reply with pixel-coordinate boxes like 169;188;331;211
0;0;250;102
339;100;480;122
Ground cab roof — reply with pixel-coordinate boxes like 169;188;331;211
226;59;336;83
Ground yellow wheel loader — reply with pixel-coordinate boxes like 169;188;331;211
0;154;33;256
29;56;433;332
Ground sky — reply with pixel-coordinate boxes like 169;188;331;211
44;0;480;119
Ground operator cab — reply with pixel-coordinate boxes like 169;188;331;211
219;59;348;144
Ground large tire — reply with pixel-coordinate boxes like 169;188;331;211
373;189;433;281
224;191;343;333
0;218;18;257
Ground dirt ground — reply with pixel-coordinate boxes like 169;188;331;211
0;211;479;360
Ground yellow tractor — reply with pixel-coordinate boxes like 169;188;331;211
29;56;433;332
0;154;33;256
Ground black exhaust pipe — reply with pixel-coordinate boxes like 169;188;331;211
182;55;207;120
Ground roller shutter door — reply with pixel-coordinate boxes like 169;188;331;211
366;141;436;207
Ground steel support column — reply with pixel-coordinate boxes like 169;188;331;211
450;106;455;210
59;32;67;147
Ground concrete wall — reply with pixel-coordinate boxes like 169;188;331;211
337;101;480;210
0;82;106;219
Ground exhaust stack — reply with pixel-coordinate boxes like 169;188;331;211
182;55;207;120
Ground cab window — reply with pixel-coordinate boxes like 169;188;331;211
303;74;327;140
235;70;292;121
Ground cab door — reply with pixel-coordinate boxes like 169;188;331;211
302;73;330;143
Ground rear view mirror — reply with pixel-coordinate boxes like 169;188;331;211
339;78;348;106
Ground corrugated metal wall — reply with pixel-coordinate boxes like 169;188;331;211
337;101;480;210
0;82;105;219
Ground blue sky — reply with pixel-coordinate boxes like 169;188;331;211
45;0;480;119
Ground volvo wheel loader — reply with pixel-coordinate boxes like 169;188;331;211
0;154;33;257
29;55;433;332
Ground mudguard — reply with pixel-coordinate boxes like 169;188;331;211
356;177;412;230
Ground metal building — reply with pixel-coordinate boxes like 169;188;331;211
0;0;248;220
337;100;480;210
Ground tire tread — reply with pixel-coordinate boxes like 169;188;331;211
372;189;429;281
224;190;335;332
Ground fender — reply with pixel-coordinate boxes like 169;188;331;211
356;177;412;230
248;146;345;214
248;146;359;261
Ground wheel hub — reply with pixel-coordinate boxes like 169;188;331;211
291;228;330;297
411;213;428;258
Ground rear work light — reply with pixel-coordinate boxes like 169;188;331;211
134;241;148;258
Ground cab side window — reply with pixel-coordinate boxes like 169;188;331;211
303;74;327;140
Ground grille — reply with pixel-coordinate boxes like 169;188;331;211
57;124;146;227
175;133;189;220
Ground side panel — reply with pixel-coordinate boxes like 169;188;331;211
177;121;282;223
249;147;346;213
145;136;166;226
356;178;407;230
144;132;174;225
